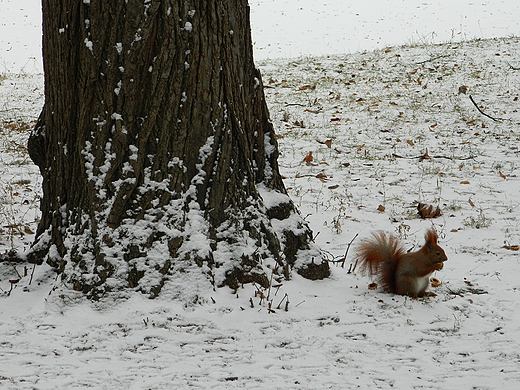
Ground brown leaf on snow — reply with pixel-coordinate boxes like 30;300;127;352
316;139;333;148
504;245;520;251
458;85;468;94
499;171;507;179
24;226;35;234
303;151;314;163
419;148;431;161
417;203;442;219
377;204;386;212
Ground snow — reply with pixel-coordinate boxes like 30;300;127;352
84;38;93;52
183;21;193;32
1;1;520;389
2;0;520;73
250;0;520;61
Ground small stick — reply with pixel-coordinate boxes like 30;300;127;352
393;153;476;161
29;263;37;285
276;293;289;310
342;233;359;269
6;258;22;280
469;95;502;122
415;54;450;65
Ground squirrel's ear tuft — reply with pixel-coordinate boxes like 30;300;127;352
425;228;438;245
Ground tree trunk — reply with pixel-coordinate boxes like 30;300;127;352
28;0;329;299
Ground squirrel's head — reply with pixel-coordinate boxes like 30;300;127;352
424;229;448;263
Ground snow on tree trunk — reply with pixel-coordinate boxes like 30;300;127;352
27;0;329;299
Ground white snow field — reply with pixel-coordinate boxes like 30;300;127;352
1;1;520;389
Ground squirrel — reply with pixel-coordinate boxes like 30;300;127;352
355;228;447;298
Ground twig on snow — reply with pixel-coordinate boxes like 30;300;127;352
29;263;37;285
415;54;451;65
276;293;289;310
469;95;503;122
392;153;476;161
342;233;359;270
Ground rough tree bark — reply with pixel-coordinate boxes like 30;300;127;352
28;0;329;299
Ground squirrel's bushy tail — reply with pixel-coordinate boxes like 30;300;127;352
356;231;406;293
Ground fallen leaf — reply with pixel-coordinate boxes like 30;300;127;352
316;139;333;148
303;151;313;163
24;226;35;234
377;204;386;212
419;148;430;161
417;203;441;218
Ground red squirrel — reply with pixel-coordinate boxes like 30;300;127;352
356;228;447;298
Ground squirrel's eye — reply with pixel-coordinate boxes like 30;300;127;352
436;251;441;256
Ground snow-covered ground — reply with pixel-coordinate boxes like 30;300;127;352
1;2;520;389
